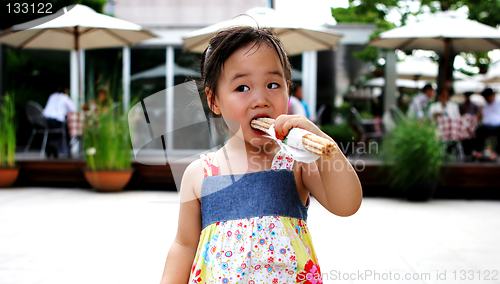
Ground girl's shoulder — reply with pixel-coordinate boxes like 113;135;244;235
181;158;204;201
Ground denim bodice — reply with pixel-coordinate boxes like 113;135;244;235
200;159;309;229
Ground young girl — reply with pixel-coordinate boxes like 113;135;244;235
160;26;362;284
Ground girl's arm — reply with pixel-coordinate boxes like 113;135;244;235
300;150;362;216
160;160;203;284
274;115;363;217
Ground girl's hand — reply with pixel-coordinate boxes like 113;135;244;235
273;114;332;141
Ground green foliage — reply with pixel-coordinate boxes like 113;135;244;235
331;0;500;69
331;1;396;63
83;102;132;171
352;46;380;64
380;119;443;189
320;123;357;144
461;0;500;28
331;6;381;24
460;51;491;73
335;102;351;117
0;94;17;168
359;111;374;119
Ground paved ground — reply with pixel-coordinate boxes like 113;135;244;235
0;188;499;284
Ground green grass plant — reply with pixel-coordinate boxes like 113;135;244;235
380;118;442;189
0;94;16;168
83;102;131;171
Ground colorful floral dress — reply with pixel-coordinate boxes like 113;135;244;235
188;150;323;283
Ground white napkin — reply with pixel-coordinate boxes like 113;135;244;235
262;124;320;163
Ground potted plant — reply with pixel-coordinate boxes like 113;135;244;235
0;94;19;188
83;101;133;192
380;118;443;201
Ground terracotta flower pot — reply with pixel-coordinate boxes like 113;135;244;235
0;168;20;188
84;170;133;192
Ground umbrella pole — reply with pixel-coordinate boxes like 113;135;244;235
442;38;451;91
74;26;83;109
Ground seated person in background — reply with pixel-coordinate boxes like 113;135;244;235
473;88;500;161
287;84;307;117
459;91;479;156
43;87;76;158
428;88;461;120
408;84;435;119
459;91;479;116
292;82;310;119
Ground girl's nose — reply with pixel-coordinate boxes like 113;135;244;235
251;88;270;108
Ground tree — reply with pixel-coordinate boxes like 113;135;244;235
332;0;500;74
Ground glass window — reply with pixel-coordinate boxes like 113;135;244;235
172;48;210;150
85;48;122;104
128;48;167;152
290;54;302;85
130;47;166;102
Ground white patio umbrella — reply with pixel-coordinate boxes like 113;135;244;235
453;79;485;94
483;77;500;84
369;11;500;87
396;57;439;81
182;7;343;56
396;56;469;82
131;64;201;80
0;4;156;106
364;77;427;90
396;57;438;81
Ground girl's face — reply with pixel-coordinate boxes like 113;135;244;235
208;43;289;145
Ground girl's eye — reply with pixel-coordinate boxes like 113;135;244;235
236;85;250;92
268;83;280;89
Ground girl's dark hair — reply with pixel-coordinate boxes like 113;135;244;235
199;26;292;141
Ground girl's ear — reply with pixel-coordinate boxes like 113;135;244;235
205;87;221;115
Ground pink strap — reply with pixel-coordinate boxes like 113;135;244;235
201;153;220;178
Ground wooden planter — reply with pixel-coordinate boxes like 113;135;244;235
0;168;20;188
406;180;439;202
84;170;133;192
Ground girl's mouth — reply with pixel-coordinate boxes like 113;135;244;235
252;128;265;135
249;116;271;133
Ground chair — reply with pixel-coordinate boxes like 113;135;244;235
442;139;465;162
312;104;327;125
350;107;383;142
24;101;68;158
389;105;407;125
350;107;383;157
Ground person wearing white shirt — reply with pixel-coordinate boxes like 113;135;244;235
43;88;76;122
407;84;435;119
473;88;500;162
428;88;461;120
43;88;76;158
288;93;307;117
